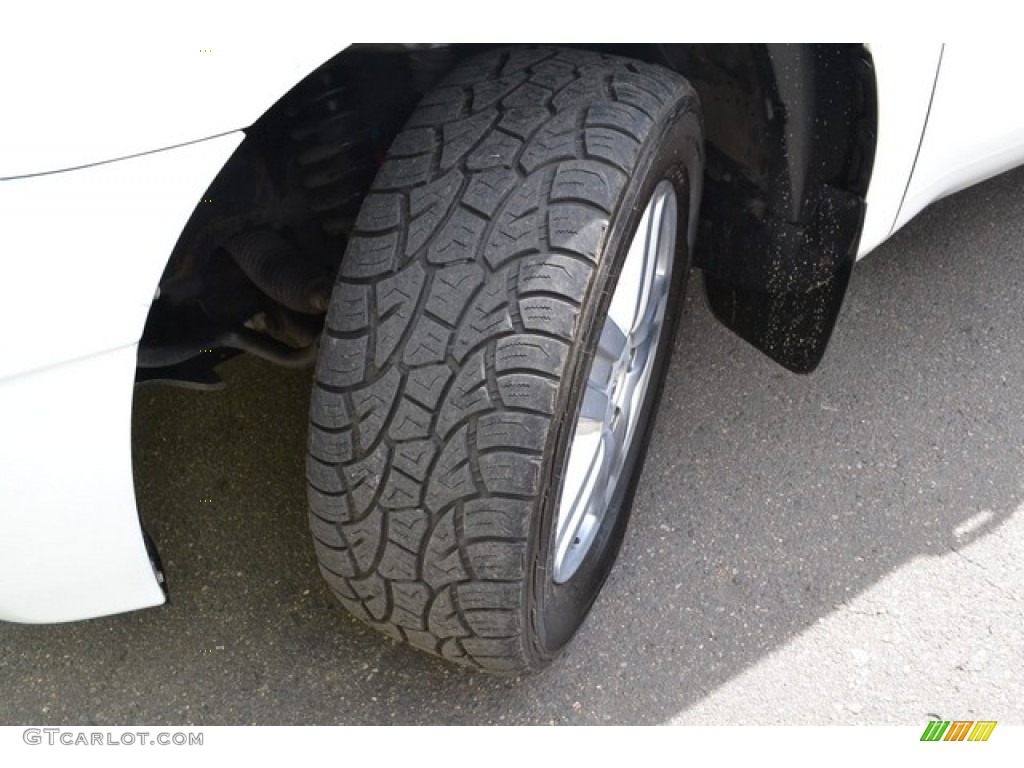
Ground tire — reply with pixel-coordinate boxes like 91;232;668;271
307;46;702;674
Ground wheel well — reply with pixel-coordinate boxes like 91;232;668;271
137;45;457;387
138;43;876;387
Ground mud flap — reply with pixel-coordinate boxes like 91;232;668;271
701;183;866;373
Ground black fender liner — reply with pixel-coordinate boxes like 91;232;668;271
690;44;877;373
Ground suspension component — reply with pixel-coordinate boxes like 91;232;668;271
223;229;333;314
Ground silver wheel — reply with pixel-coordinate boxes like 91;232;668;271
553;180;678;583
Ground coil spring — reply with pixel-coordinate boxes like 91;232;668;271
287;49;455;239
287;70;378;238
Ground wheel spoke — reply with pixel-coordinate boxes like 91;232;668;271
596;318;628;362
577;381;609;434
555;431;605;555
606;210;649;338
559;415;620;566
630;199;659;334
632;275;667;351
633;191;675;339
618;350;648;448
599;410;626;503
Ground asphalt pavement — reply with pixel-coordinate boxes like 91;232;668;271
2;167;1023;725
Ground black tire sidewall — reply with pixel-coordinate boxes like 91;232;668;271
528;98;703;662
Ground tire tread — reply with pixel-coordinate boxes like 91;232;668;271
308;46;694;673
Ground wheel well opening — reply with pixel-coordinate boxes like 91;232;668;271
130;43;876;624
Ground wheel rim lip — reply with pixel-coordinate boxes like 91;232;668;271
552;180;678;584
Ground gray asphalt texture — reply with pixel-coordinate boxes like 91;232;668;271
2;168;1023;726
